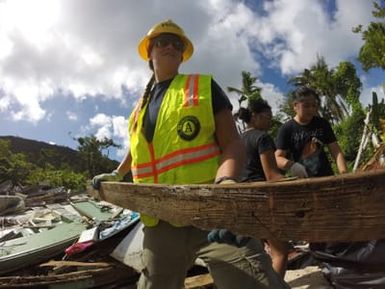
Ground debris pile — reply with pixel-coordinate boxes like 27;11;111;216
0;180;140;288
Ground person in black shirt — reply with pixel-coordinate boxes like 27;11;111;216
275;86;347;177
237;98;288;278
275;86;349;279
238;99;283;182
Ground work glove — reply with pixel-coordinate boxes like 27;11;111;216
92;170;124;189
207;229;250;247
288;162;308;178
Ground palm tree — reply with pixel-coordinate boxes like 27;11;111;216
227;71;263;131
227;71;262;108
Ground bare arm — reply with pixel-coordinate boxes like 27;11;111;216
275;149;294;171
116;148;132;176
214;109;245;181
260;150;284;181
328;142;347;174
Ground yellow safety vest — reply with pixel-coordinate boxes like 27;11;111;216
128;74;221;226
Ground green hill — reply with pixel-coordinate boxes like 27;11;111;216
0;135;119;174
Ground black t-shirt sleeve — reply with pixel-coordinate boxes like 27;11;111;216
275;122;291;150
321;118;337;144
211;79;232;114
258;133;276;154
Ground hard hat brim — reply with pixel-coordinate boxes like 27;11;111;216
138;33;194;62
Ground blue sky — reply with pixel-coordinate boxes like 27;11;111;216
0;0;384;161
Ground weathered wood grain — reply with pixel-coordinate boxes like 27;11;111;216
88;169;385;242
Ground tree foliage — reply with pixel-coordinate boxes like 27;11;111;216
0;139;86;190
227;71;282;136
334;109;366;166
27;166;86;191
75;135;120;178
354;0;385;71
0;135;121;191
370;91;385;142
227;71;262;108
0;140;33;186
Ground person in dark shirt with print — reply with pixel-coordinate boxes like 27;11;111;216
275;86;350;279
237;98;289;278
275;86;347;177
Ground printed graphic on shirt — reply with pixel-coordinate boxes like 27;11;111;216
291;128;324;153
276;116;335;177
177;115;200;141
300;137;324;176
302;137;324;158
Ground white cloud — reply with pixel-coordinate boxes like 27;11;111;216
112;116;130;158
0;94;10;110
360;84;385;107
0;0;262;124
2;78;51;123
0;0;379;128
259;82;285;113
87;113;129;157
66;110;78;121
90;113;112;129
227;80;286;115
112;116;128;139
247;0;374;74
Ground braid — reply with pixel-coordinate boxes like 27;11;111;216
141;74;155;109
131;74;155;133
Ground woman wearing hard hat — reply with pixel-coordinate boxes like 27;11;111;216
93;20;289;289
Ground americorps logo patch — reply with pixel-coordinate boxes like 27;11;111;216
177;115;200;141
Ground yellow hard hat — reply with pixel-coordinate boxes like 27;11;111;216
138;20;194;62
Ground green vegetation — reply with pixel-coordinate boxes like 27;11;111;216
0;140;34;186
370;91;385;138
334;109;366;167
0;139;86;191
75;135;120;178
4;2;385;186
227;71;262;107
354;0;385;71
288;57;362;125
27;167;87;191
228;53;379;171
228;70;283;138
0;135;120;192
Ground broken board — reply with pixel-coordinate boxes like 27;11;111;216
88;169;385;242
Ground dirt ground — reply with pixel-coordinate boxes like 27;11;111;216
285;266;333;289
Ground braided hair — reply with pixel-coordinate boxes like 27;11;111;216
130;62;155;133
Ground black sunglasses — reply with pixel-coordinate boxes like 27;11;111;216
151;34;185;52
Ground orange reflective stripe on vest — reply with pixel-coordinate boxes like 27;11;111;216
132;142;220;180
128;74;219;226
183;74;199;107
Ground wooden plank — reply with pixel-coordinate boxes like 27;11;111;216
184;273;213;289
89;169;385;242
0;265;137;288
40;260;111;268
285;266;333;289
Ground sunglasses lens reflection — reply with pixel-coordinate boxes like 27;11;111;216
153;36;184;51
